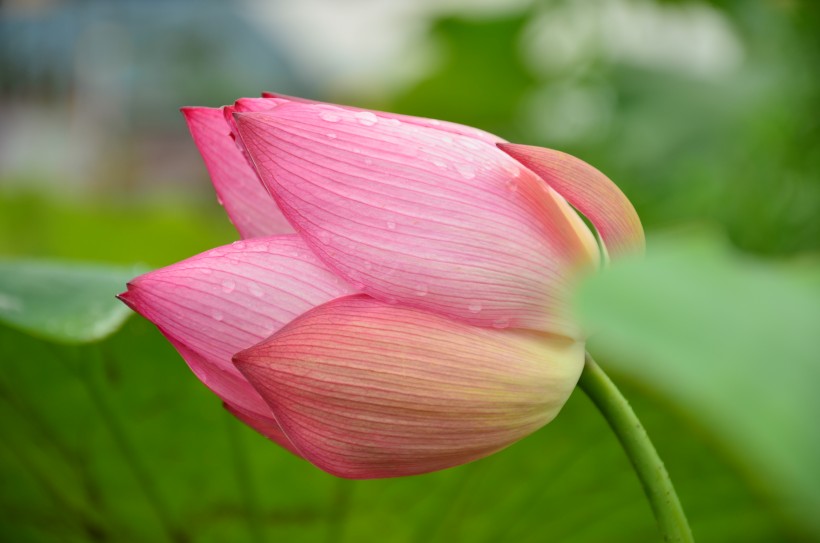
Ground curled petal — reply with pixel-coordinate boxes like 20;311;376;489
118;236;357;444
181;106;293;238
498;144;645;259
234;103;598;336
234;295;585;478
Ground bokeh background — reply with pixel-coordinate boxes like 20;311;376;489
1;0;818;542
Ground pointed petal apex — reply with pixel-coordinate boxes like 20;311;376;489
498;143;645;259
182;105;294;238
120;235;357;421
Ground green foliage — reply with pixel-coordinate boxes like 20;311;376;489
0;217;808;541
0;317;799;542
0;192;236;268
0;258;142;344
576;229;820;539
1;1;818;540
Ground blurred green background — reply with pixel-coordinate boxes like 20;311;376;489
1;0;818;541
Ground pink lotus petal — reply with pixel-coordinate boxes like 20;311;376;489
234;295;585;478
223;402;301;456
118;235;357;442
233;103;598;336
222;97;290;139
499;144;645;259
181;106;293;238
261;92;504;145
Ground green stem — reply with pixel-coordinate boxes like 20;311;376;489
578;353;694;543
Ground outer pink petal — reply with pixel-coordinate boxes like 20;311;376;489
234;295;585;479
117;235;357;449
233;103;598;337
498;144;645;259
181;106;293;238
261;92;503;145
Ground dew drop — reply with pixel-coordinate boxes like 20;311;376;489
231;240;246;250
415;284;428;296
211;310;224;322
355;111;378;126
320;111;341;123
249;282;264;298
432;159;447;169
428;119;441;126
384;118;401;126
364;158;373;165
200;268;213;275
501;160;522;178
386;221;396;230
325;132;337;139
468;302;482;313
492;317;510;329
221;279;236;294
505;179;519;193
456;164;476;180
261;320;277;336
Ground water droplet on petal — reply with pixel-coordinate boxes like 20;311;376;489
415;284;428;296
221;279;236;294
261;319;277;336
325;132;337;139
355;111;378;126
201;268;213;275
364;158;373;165
320;112;341;123
492;317;510;329
432;159;447;169
212;310;224;321
231;240;246;250
456;164;476;180
386;221;396;230
468;302;482;313
384;118;401;126
249;282;264;298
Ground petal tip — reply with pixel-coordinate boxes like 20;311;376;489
116;280;143;313
498;143;645;258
